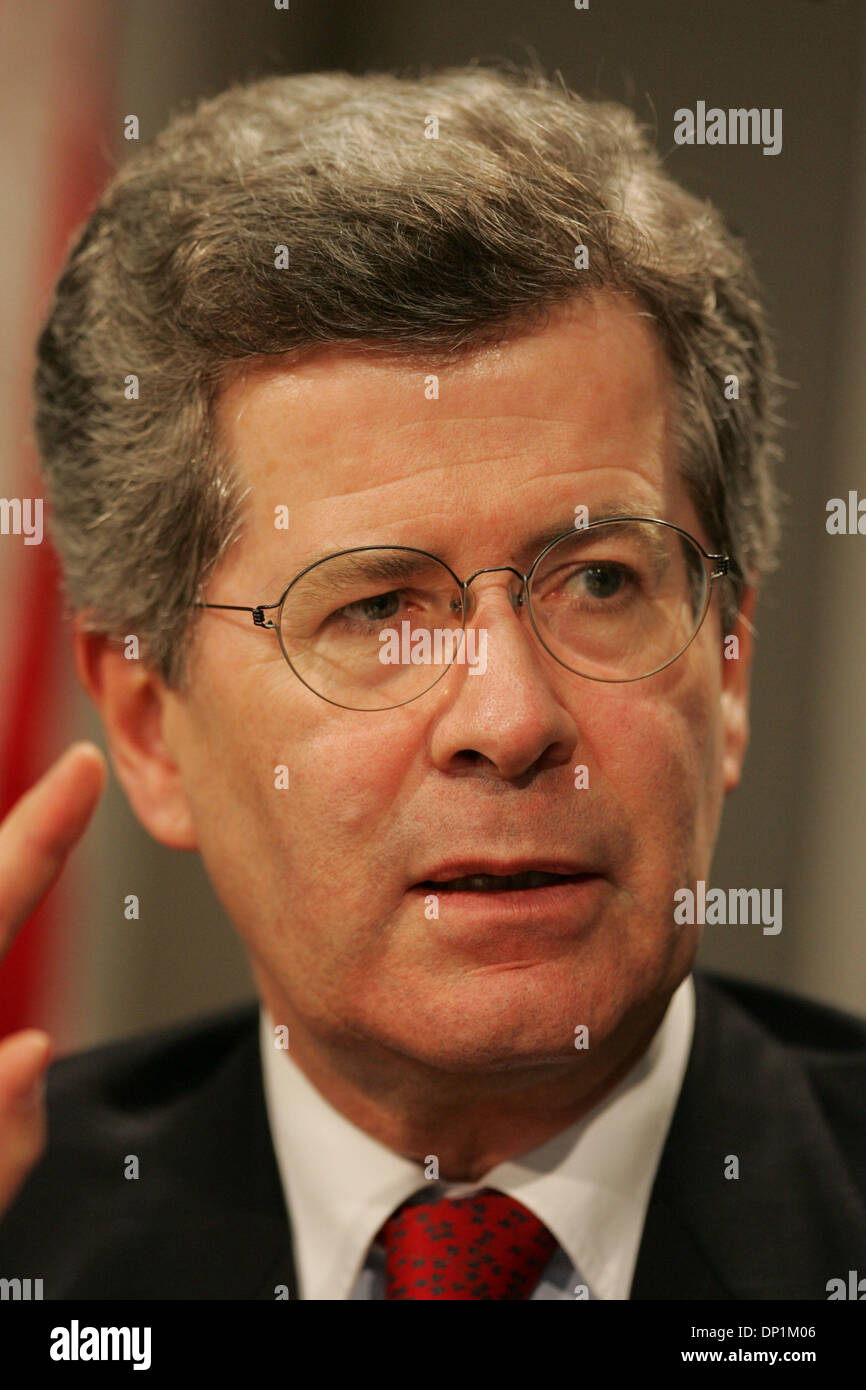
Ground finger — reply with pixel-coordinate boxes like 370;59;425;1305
0;742;107;954
0;1030;51;1216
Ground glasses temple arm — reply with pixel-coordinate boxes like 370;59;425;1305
194;600;281;629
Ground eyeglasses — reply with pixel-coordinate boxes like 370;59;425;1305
194;516;730;711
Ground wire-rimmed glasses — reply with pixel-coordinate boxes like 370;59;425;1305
193;516;730;711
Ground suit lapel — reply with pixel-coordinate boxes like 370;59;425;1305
631;972;866;1299
630;1190;732;1299
138;1009;300;1299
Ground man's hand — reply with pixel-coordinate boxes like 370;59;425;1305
0;742;107;1216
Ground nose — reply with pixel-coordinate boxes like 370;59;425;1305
427;570;577;781
462;564;528;615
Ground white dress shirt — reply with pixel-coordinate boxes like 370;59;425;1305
259;973;695;1300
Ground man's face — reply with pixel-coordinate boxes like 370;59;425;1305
103;294;753;1076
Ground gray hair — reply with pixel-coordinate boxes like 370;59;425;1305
35;63;784;691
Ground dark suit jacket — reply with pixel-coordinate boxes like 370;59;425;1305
1;971;864;1299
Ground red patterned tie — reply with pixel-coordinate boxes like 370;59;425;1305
377;1187;558;1299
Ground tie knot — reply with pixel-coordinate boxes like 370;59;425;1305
377;1186;557;1299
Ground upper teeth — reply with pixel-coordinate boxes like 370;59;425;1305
440;870;566;891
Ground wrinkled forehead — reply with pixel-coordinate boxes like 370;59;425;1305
208;292;696;580
215;295;672;479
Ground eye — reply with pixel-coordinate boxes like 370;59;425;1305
557;562;640;606
576;564;629;600
332;590;404;626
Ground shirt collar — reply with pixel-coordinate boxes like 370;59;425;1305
260;974;695;1300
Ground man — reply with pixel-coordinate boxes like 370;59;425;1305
0;64;863;1300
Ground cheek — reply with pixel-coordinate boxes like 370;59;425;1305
213;694;422;927
283;716;409;842
587;665;724;891
182;627;422;867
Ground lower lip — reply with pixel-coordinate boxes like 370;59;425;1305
408;874;606;933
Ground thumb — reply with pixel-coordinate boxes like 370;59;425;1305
0;1030;51;1217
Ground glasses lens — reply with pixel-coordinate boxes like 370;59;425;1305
277;549;466;710
528;520;708;681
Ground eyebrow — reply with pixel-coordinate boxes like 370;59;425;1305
518;500;657;561
266;498;662;594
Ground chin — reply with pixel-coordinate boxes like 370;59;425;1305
389;988;630;1073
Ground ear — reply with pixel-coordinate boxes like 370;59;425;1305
719;585;758;796
72;619;199;850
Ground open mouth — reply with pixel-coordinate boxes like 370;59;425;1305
419;870;593;893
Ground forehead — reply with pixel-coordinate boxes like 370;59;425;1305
213;292;686;567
